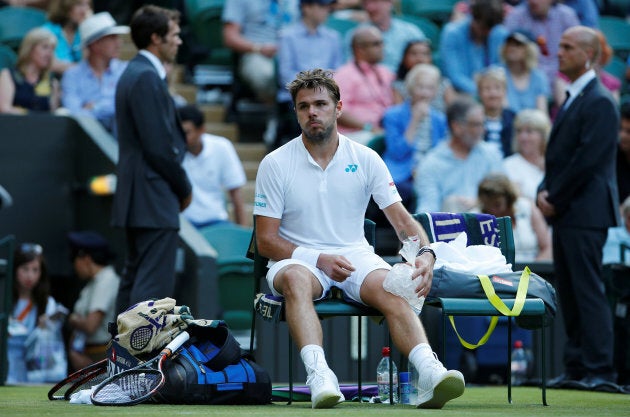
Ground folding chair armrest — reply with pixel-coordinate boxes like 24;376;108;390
430;297;546;316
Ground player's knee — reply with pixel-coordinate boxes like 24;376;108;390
276;265;316;297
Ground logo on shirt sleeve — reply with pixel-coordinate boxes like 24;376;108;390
389;181;399;195
254;192;267;208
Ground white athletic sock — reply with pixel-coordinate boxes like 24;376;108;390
409;343;436;371
301;344;329;376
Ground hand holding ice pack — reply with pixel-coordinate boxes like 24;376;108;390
382;237;425;314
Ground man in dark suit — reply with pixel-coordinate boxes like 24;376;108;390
111;5;192;315
537;26;620;389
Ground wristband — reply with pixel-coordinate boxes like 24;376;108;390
417;246;436;261
292;246;321;267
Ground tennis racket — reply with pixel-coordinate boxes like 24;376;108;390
90;331;190;406
48;358;109;400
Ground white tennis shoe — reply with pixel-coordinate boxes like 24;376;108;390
307;368;345;409
416;354;465;409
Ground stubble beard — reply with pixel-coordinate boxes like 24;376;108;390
302;123;335;144
302;120;335;144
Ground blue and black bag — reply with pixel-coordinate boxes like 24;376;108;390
108;298;271;405
156;322;272;405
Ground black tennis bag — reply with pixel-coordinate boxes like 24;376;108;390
109;298;271;405
155;322;271;405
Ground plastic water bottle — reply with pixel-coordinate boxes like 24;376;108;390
376;346;398;403
511;340;528;386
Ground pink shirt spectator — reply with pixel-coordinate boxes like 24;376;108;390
334;60;395;134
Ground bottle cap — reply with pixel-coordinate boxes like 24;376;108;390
400;372;409;383
382;346;391;356
514;340;523;348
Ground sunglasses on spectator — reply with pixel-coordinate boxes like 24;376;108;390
19;243;43;256
361;40;383;48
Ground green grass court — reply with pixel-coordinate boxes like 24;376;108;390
0;385;628;417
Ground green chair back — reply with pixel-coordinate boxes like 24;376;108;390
200;223;254;330
400;0;459;26
598;15;630;59
0;44;17;70
185;0;231;66
0;7;47;51
397;14;441;51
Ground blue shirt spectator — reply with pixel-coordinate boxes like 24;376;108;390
62;59;127;131
277;2;343;104
505;66;549;113
348;0;425;72
415;98;504;213
561;0;599;28
41;0;93;74
42;20;82;64
61;12;129;133
438;0;508;95
383;103;447;184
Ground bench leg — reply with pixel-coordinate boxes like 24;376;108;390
358;316;362;402
288;334;293;405
542;326;548;406
508;317;512;404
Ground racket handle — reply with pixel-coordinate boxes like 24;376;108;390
162;331;190;357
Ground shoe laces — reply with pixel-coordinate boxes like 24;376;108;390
419;353;447;382
306;367;331;388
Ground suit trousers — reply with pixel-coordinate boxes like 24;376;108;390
552;225;615;378
115;227;179;315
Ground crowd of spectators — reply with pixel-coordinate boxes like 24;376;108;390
1;0;627;276
3;0;630;387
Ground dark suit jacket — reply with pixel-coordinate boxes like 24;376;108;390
538;77;620;229
111;53;192;229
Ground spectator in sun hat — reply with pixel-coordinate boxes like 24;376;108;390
61;11;129;134
66;230;120;372
500;29;550;114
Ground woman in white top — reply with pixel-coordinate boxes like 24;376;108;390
502;109;551;202
476;173;551;263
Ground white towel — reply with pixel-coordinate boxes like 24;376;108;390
431;232;512;274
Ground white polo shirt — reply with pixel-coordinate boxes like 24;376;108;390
254;134;401;250
183;133;247;224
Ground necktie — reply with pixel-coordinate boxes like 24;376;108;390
562;91;571;109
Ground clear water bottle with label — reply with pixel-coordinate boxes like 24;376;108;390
511;340;528;386
376;346;398;403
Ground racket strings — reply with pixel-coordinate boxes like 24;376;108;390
92;370;162;404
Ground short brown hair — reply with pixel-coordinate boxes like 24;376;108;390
471;0;504;28
47;0;91;25
287;68;341;104
130;5;180;50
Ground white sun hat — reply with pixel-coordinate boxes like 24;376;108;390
79;12;129;48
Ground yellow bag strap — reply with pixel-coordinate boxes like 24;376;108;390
478;266;530;317
447;267;532;349
448;315;499;350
